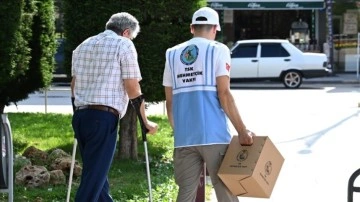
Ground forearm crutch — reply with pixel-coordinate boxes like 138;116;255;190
66;98;77;202
131;95;152;202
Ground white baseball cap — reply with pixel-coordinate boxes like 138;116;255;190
191;7;221;31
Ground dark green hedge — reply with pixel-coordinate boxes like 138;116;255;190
28;0;57;88
0;0;32;86
63;0;206;102
0;0;57;111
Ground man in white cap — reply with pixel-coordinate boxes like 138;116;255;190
162;6;255;202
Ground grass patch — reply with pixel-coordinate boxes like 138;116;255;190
2;113;183;201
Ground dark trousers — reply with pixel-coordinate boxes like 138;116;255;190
72;109;119;202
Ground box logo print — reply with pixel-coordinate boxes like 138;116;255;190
265;161;272;175
236;150;248;162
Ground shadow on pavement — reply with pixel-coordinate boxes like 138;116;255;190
325;85;360;93
278;110;360;154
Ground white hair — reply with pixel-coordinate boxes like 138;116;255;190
105;12;140;38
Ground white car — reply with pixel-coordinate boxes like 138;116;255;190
230;39;331;88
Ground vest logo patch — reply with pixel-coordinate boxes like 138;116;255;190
226;63;230;71
180;44;199;65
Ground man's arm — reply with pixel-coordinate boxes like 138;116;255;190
123;79;157;134
164;87;174;129
216;75;254;145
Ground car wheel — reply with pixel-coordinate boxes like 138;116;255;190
282;71;302;88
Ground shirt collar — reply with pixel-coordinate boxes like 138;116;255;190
104;29;119;37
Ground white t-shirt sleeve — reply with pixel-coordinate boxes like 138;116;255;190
163;49;173;87
215;44;231;77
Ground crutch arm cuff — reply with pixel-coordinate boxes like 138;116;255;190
130;94;149;139
130;94;145;106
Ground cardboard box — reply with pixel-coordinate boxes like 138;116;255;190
218;136;284;198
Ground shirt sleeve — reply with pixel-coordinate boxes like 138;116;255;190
120;40;142;80
71;49;79;77
215;44;231;78
162;49;173;87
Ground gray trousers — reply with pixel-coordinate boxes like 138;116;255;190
174;144;239;202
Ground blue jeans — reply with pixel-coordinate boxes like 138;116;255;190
72;108;119;202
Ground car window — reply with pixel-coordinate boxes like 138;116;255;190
231;43;258;58
260;43;290;57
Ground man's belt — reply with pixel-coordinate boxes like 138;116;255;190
75;105;119;117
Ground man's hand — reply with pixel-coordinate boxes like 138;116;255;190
238;130;255;146
145;120;158;135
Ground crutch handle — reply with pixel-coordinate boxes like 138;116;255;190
136;112;149;142
130;95;149;142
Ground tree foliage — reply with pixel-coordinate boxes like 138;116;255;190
29;0;57;88
62;0;206;160
130;0;206;102
0;0;57;113
0;0;33;93
63;0;206;102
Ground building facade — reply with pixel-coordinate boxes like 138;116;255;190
208;0;360;72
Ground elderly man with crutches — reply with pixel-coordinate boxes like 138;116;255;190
67;12;158;202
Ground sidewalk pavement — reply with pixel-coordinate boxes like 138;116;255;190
52;72;360;85
303;72;360;84
7;72;359;115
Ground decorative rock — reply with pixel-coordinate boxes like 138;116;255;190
14;155;32;173
22;146;48;166
34;196;44;202
50;157;82;177
15;165;50;188
47;149;71;164
49;170;66;185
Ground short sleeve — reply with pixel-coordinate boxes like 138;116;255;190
215;44;231;78
71;49;79;77
120;40;142;80
162;49;173;87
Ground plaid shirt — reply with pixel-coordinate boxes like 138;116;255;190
71;30;142;118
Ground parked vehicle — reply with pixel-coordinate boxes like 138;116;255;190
230;39;331;88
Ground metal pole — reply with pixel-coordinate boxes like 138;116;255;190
0;114;13;202
143;141;152;202
66;139;77;202
44;89;48;113
66;100;77;202
357;33;359;79
326;0;334;73
134;101;152;202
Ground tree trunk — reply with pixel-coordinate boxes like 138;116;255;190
117;102;138;160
